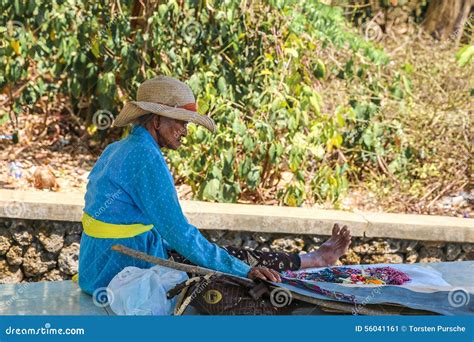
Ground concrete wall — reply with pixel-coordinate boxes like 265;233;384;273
1;190;473;242
1;218;473;284
1;190;473;284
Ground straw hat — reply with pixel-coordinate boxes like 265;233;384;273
113;76;216;132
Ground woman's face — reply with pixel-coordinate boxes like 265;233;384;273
151;116;188;150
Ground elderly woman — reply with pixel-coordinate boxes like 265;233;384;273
78;76;352;315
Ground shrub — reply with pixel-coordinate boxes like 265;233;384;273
1;0;412;206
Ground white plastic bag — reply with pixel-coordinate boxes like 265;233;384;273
107;265;188;315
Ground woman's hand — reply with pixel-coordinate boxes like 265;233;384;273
247;266;282;282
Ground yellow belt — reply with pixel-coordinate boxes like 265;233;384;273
73;213;153;283
81;212;153;239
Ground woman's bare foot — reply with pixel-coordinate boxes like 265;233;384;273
300;224;352;269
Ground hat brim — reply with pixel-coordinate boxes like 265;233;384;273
113;101;216;133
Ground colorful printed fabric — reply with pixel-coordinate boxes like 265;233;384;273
283;266;410;286
281;277;357;303
281;266;411;303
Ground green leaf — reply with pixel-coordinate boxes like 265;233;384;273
238;157;252;178
243;136;254;152
313;59;326;79
217;76;227;93
246;167;260;190
222;149;234;178
309;93;321;115
195;127;205;142
232;118;246;135
362;131;373;147
284;48;298;58
269;143;277;162
158;4;168;17
336;110;345;127
223;183;240;202
202;179;221;201
197;98;209;115
0;113;10;126
456;45;474;68
403;63;414;74
91;38;100;58
310;144;325;159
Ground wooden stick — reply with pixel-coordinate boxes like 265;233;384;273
111;244;255;286
290;292;388;315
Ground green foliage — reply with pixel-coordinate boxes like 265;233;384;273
456;45;474;68
1;0;412;206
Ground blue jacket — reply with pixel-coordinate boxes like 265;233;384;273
78;125;250;295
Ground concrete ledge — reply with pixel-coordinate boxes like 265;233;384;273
183;200;368;237
361;212;474;243
1;189;473;242
0;190;84;222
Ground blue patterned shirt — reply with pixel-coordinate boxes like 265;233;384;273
78;125;250;295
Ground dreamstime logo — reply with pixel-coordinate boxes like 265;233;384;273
435;13;474;50
3;20;25;40
174;275;214;315
448;288;470;308
182;21;202;44
387;17;417;39
117;269;131;281
363;22;383;42
92;109;114;130
5;322;85;335
173;125;188;141
5;282;31;307
92;287;114;308
352;285;383;315
269;287;292;307
3;201;26;218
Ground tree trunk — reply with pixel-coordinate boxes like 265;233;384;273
130;0;164;30
423;0;473;42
